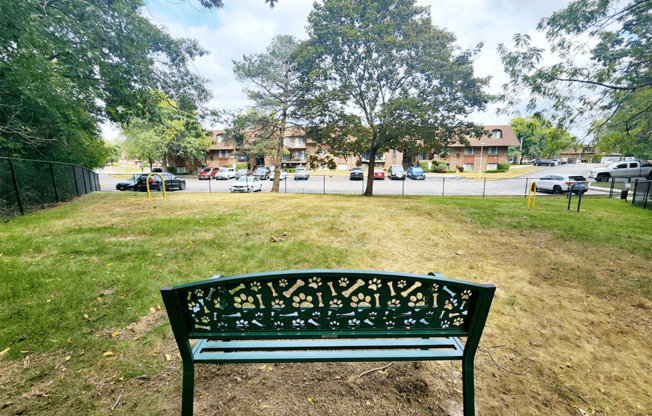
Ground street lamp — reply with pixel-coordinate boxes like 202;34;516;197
478;142;485;177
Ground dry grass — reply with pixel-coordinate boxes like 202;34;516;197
0;192;650;415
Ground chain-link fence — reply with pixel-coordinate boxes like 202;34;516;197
0;157;100;217
632;180;651;210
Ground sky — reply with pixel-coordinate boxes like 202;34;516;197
103;0;572;141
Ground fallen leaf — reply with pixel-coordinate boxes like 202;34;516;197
149;307;156;313
102;351;114;357
0;347;9;358
258;364;267;370
65;356;71;361
107;263;113;266
165;354;172;361
111;330;119;337
156;253;162;257
307;398;314;405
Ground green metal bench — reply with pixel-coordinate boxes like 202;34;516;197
161;269;495;415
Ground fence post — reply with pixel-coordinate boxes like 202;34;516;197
483;178;487;197
402;178;405;196
645;181;650;210
73;166;81;196
442;177;445;196
524;178;529;198
323;175;325;195
49;162;59;202
208;178;212;193
609;177;615;198
8;159;24;215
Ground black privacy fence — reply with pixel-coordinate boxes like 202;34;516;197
632;180;651;210
0;157;100;217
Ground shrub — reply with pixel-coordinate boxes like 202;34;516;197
419;161;430;172
457;166;464;173
432;161;447;173
484;169;508;173
167;166;176;174
497;162;510;171
235;163;248;170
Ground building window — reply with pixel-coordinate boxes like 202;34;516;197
488;146;499;155
176;166;186;173
283;138;291;147
282;154;291;162
217;134;224;143
209;155;214;161
463;163;474;171
295;150;305;161
487;163;498;170
295;137;305;146
464;148;475;155
218;150;229;158
362;151;384;161
491;129;503;138
337;164;348;171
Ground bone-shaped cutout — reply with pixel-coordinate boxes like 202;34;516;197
308;319;320;327
317;292;324;307
388;281;396;296
223;312;242;319
420;319;429;325
337;312;355;317
187;292;192;300
256;294;264;308
283;279;305;297
326;281;337;296
364;319;374;326
374;293;380;308
342;279;365;298
397;311;412;317
449;313;459;317
267;282;278;297
228;283;246;295
433;294;438;308
195;325;210;330
279;312;299;318
443;286;456;297
206;288;215;300
461;301;466;310
251;320;264;328
400;281;422;297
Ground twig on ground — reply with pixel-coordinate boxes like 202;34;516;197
569;388;592;407
91;314;106;323
111;389;124;411
358;362;393;377
485;347;522;375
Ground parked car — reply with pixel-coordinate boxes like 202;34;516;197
387;165;405;180
406;166;426;180
294;166;310;180
253;166;271;180
235;169;252;179
373;168;385;180
135;173;186;192
349;167;364;180
115;175;139;191
198;167;219;180
269;169;287;181
230;176;262;192
534;159;557;166
589;160;652;182
214;167;236;180
533;175;590;194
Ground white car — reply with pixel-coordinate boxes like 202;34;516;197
214;167;236;180
534;175;590;194
230;176;263;192
269;169;288;181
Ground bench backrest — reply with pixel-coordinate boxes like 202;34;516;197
162;270;495;355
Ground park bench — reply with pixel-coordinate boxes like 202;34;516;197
161;269;495;416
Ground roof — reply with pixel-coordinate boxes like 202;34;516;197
448;125;520;148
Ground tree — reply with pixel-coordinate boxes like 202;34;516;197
296;0;489;196
223;110;283;171
510;115;575;160
0;0;277;168
498;0;651;155
233;35;303;192
121;94;210;171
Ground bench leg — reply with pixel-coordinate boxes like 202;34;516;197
181;363;195;416
462;360;475;416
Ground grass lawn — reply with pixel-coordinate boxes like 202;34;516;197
0;192;650;415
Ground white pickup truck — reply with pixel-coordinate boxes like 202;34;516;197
589;160;652;182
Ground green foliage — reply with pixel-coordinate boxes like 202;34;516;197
296;0;489;196
432;161;448;173
224;110;279;169
510;115;574;158
484;169;508;173
121;94;210;170
235;163;249;171
419;162;430;172
498;0;651;151
497;162;510;171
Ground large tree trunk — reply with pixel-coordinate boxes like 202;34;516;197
271;111;287;193
364;147;377;196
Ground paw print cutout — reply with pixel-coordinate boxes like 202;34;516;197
233;294;255;309
425;311;435;317
273;321;284;329
387;299;401;309
292;293;314;308
408;293;427;308
187;301;197;311
213;297;224;309
338;277;349;287
453;317;464;326
397;280;407;288
308;277;322;288
441;320;450;329
368;312;377;318
350;293;372;309
271;299;285;310
404;318;416;327
348;319;361;328
431;283;439;292
292;319;305;329
216;322;227;330
461;290;472;299
250;281;261;292
312;311;321;319
329;299;343;309
444;299;458;310
255;312;264;320
194;289;204;297
368;278;382;291
329;321;340;328
279;279;288;287
236;320;249;329
200;316;210;324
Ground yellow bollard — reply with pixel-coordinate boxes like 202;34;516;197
527;182;537;208
146;173;167;202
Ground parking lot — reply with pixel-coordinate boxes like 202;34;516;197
98;163;612;196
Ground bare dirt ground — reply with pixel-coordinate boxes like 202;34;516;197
1;194;650;415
